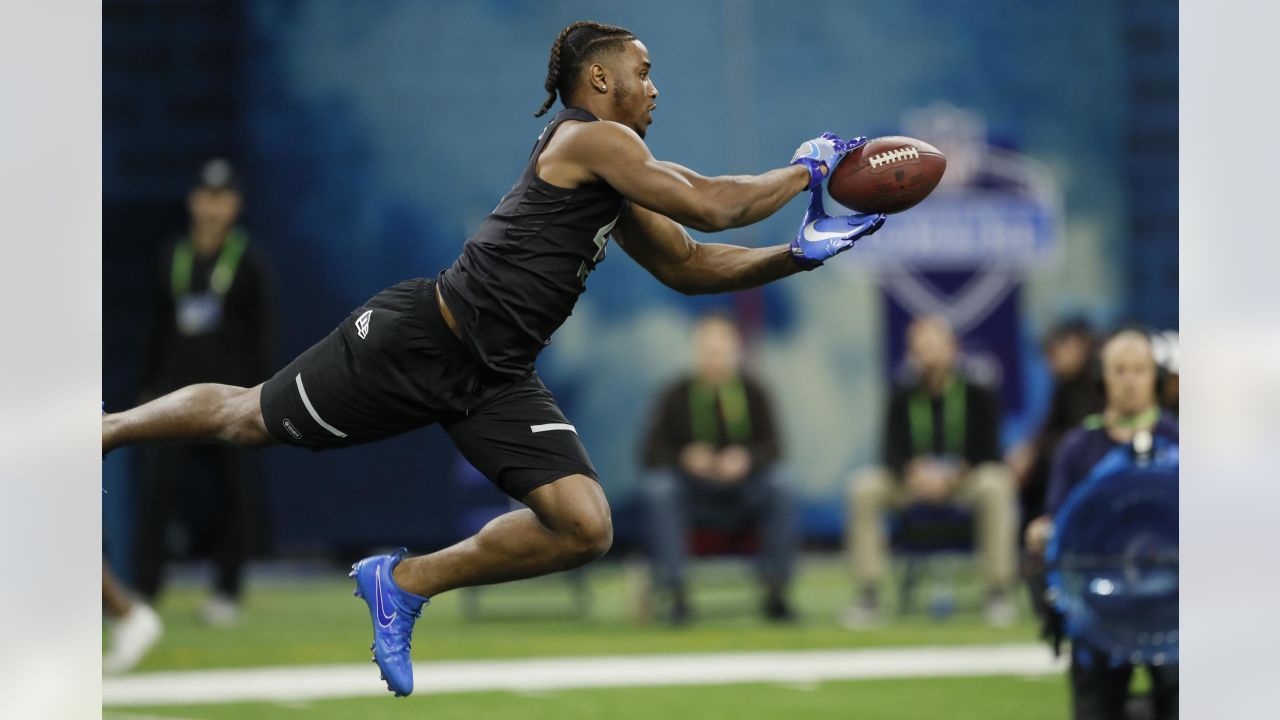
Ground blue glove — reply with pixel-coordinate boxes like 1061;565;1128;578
790;132;868;191
789;187;886;269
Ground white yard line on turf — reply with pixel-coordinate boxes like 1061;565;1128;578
103;644;1067;707
103;707;203;712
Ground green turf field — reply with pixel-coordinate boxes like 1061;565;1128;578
107;556;1073;718
107;674;1069;720
118;555;1040;671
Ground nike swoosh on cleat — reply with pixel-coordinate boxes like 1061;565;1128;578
802;220;851;243
375;569;397;628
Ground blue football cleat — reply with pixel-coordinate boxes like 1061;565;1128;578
350;548;429;697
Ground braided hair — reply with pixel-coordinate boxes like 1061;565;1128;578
535;21;635;117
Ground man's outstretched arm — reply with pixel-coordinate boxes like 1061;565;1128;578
613;185;886;295
567;122;850;233
612;202;800;294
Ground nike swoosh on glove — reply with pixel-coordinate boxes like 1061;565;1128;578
790;132;867;191
789;187;886;269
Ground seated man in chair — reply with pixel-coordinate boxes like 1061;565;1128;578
639;312;797;625
843;315;1016;628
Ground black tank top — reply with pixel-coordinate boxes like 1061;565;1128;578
436;107;628;377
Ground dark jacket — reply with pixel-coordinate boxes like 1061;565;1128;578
882;374;1001;477
1020;367;1105;522
642;373;782;475
140;230;275;397
1044;414;1179;516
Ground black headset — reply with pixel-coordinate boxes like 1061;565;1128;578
1091;323;1177;406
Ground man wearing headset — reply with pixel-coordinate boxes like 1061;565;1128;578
1026;328;1179;720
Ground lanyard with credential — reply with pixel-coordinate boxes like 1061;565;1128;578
1081;407;1162;433
908;377;965;457
690;377;752;445
171;228;248;299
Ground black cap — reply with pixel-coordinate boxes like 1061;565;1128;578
196;158;239;191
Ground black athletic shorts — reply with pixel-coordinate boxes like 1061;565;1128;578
259;278;598;499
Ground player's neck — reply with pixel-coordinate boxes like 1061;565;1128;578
568;98;615;124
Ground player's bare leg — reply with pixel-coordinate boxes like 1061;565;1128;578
351;473;610;696
390;473;612;597
102;382;275;454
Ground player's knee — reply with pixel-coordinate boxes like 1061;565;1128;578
212;385;268;446
562;507;613;564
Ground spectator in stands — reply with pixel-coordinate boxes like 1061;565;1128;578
639;312;797;625
1010;317;1104;542
132;159;274;626
1026;328;1179;720
843;315;1016;628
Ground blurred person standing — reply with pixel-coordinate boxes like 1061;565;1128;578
132;159;274;625
1010;318;1104;541
1026;329;1178;720
639;313;796;625
843;315;1016;628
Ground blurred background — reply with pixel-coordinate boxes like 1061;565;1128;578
100;1;1177;718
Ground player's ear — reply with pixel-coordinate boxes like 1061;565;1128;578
588;63;609;94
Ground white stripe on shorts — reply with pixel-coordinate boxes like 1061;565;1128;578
295;373;347;438
530;423;576;434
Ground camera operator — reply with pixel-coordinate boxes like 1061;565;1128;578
1025;329;1178;720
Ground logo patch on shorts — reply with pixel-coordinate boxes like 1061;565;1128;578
283;418;302;440
356;309;372;339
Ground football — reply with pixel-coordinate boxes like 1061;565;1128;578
827;136;947;214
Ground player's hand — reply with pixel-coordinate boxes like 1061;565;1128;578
790;132;867;191
789;187;886;269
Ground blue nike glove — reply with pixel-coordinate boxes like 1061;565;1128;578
789;187;886;269
790;132;868;191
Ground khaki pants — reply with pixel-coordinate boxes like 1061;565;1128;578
845;463;1016;592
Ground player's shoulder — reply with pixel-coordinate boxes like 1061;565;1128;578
556;118;645;156
581;118;640;138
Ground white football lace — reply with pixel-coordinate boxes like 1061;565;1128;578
868;146;919;169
